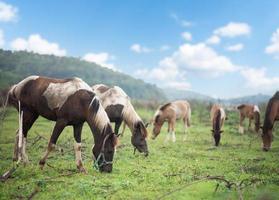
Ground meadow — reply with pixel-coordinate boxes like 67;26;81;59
0;105;279;200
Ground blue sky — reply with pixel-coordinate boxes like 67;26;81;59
1;0;279;98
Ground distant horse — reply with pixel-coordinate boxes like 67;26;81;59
237;104;260;134
210;104;226;146
152;100;191;142
92;84;148;156
7;76;117;173
261;91;279;151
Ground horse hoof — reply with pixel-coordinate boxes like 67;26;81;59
39;160;45;170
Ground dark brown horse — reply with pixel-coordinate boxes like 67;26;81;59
92;84;148;156
210;104;226;146
262;91;279;151
7;76;117;173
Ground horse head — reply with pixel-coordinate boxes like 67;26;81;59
92;126;118;173
132;121;149;156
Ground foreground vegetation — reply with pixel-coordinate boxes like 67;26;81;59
0;105;279;199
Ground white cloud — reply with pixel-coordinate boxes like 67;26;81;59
160;45;170;51
163;43;238;77
0;1;18;22
226;43;244;52
135;42;239;90
206;35;220;45
170;13;192;27
181;32;192;41
130;43;152;53
82;52;116;70
214;22;251;38
265;28;279;59
10;34;66;56
0;29;4;47
240;67;279;91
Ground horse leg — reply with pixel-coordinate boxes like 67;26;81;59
120;122;126;137
13;129;19;161
73;123;86;173
248;118;252;131
15;109;38;164
239;115;244;134
182;117;188;141
115;120;122;136
171;120;176;143
39;119;67;169
164;122;171;143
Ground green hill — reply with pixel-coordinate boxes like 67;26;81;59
0;49;165;100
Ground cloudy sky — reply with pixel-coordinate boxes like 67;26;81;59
1;0;279;98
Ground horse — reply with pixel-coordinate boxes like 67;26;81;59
92;84;148;156
7;76;117;173
151;100;191;142
237;104;260;134
261;91;279;151
210;104;226;146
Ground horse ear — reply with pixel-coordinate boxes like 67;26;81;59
145;122;150;128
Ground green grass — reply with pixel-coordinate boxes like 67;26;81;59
0;107;279;200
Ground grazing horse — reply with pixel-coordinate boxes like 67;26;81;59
237;104;260;134
210;104;226;146
7;76;117;173
261;91;279;151
92;84;148;156
152;100;191;142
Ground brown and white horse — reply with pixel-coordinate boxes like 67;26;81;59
152;100;191;142
92;84;148;156
7;76;117;173
237;104;260;134
261;91;279;151
210;104;226;146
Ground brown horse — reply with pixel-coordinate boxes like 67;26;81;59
210;104;226;146
92;84;148;156
152;100;191;142
262;91;279;151
7;76;117;173
237;104;260;134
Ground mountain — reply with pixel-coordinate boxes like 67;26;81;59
163;88;271;105
0;49;166;100
163;88;215;102
221;93;271;105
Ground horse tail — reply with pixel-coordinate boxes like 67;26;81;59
186;107;191;127
237;104;245;110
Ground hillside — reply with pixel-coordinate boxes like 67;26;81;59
163;88;271;105
0;49;165;100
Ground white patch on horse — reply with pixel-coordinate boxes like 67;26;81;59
253;105;260;113
220;108;226;120
97;86;141;130
13;75;39;99
43;78;92;110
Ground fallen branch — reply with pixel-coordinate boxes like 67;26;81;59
0;165;17;182
27;186;40;200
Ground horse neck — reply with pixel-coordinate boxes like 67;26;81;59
263;100;278;131
87;97;112;139
213;110;221;131
122;101;141;131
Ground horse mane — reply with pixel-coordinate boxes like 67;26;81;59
160;102;171;111
214;109;221;131
263;91;279;132
237;104;245;110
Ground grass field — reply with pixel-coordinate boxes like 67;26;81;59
0;107;279;200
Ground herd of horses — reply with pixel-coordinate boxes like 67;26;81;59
3;76;279;173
